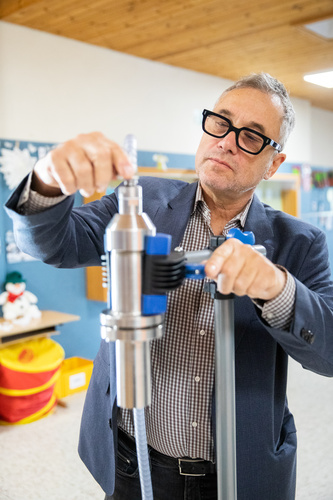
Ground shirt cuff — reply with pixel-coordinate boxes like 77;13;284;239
17;172;67;215
253;266;296;330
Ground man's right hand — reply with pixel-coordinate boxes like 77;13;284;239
32;132;135;198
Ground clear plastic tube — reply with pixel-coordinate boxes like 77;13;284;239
133;408;153;500
123;133;138;173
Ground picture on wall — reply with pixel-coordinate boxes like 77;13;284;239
0;140;54;190
0;139;55;264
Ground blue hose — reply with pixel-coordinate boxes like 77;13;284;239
133;407;154;500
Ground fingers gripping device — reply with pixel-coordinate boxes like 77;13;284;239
99;136;265;500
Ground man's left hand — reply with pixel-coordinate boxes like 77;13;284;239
205;238;286;300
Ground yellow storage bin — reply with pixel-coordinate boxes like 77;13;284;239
55;357;93;398
0;338;64;425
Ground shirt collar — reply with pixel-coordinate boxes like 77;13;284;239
193;182;253;229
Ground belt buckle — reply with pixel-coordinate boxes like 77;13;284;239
178;458;206;477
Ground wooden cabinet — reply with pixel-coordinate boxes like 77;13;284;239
257;173;300;218
85;169;300;301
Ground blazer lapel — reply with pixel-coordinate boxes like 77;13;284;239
244;194;275;261
233;195;276;351
152;181;198;249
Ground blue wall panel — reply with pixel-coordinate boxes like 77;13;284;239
0;139;102;359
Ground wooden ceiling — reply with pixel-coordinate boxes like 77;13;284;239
1;0;333;111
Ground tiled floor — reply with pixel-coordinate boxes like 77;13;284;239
0;357;332;500
287;357;333;500
0;392;103;500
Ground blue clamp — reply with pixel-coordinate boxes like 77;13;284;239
145;233;172;255
142;233;172;315
226;227;255;245
185;263;206;280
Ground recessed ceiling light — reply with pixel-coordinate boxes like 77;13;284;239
303;70;333;89
304;17;333;40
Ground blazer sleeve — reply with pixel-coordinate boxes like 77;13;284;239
4;178;119;268
4;175;192;268
261;229;333;377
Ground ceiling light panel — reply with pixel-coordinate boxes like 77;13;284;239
304;70;333;88
304;18;333;40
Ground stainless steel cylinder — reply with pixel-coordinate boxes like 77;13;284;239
110;251;142;315
101;179;164;409
116;340;151;409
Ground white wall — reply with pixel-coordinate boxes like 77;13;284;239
0;21;332;167
310;107;333;168
0;21;228;154
284;97;312;165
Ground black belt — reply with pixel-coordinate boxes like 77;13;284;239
177;458;216;476
118;427;216;477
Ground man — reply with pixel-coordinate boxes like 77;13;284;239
5;73;333;500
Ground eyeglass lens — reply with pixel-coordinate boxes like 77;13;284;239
204;114;265;154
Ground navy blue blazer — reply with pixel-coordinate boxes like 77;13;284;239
5;176;333;500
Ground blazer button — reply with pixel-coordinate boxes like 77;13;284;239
301;328;315;344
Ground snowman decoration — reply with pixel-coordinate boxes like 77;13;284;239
0;272;41;324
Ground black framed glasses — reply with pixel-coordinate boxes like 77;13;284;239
202;109;282;155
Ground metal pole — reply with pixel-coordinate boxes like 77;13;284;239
214;296;237;500
185;232;264;499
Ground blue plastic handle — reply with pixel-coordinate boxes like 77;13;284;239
185;263;206;280
225;227;255;245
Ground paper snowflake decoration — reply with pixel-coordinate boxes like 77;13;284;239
0;147;36;190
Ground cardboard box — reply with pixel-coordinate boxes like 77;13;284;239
55;357;93;398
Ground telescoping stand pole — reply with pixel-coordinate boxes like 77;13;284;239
215;296;237;500
205;282;237;500
188;230;265;500
198;233;239;500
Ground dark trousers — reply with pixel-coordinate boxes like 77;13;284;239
105;428;217;500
